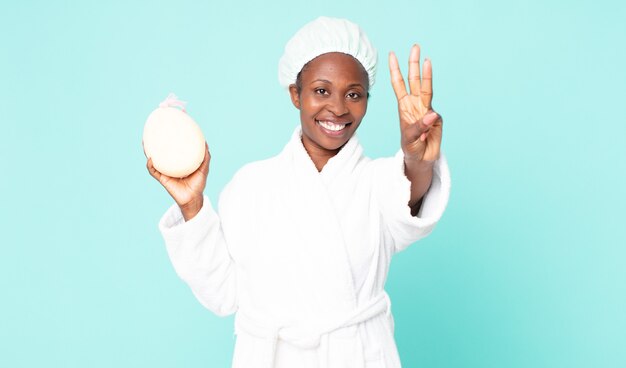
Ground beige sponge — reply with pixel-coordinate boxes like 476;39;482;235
143;104;205;178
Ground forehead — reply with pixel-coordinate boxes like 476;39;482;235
300;53;368;85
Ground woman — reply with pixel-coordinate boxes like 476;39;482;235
147;17;450;368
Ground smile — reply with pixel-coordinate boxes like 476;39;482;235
316;120;351;131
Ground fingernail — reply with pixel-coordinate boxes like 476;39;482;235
425;112;437;123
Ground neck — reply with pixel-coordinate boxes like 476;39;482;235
301;138;340;172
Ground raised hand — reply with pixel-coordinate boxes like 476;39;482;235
145;142;210;221
389;44;443;163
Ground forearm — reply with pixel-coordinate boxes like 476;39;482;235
160;196;238;316
404;157;435;215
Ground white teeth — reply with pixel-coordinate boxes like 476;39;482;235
317;120;347;131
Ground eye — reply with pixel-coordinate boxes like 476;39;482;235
315;88;328;95
347;92;362;100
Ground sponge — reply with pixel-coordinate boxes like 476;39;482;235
142;94;205;178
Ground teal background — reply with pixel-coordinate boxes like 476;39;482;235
1;0;624;367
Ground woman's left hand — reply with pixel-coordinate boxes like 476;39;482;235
389;44;443;163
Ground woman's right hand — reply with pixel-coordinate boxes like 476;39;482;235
145;142;211;221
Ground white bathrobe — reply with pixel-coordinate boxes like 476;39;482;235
159;126;451;368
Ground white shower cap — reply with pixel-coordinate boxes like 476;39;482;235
278;16;378;90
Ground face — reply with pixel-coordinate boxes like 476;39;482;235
289;52;369;155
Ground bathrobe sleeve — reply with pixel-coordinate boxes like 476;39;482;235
159;193;238;316
374;150;451;252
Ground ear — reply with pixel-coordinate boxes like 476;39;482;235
288;84;301;109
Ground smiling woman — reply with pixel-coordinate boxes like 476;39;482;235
289;52;369;170
147;16;451;368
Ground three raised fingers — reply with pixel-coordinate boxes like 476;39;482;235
388;44;433;108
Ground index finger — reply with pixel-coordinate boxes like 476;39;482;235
146;157;163;181
388;51;408;100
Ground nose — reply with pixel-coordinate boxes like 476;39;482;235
326;94;349;116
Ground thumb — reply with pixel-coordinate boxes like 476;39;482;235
423;111;439;126
418;111;440;141
403;111;438;143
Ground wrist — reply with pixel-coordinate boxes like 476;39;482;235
403;155;435;171
180;196;203;221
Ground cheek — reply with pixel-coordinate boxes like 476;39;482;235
352;101;368;119
301;99;324;117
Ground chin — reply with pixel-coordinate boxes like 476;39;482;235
321;139;349;151
307;130;352;152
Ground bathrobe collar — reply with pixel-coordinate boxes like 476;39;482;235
285;125;364;186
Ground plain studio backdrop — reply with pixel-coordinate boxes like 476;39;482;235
1;0;624;367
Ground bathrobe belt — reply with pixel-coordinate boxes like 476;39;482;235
235;292;398;368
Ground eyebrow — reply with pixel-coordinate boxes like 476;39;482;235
311;79;365;89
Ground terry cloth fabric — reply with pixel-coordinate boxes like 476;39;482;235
158;126;451;367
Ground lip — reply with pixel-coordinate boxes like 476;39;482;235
315;120;352;137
